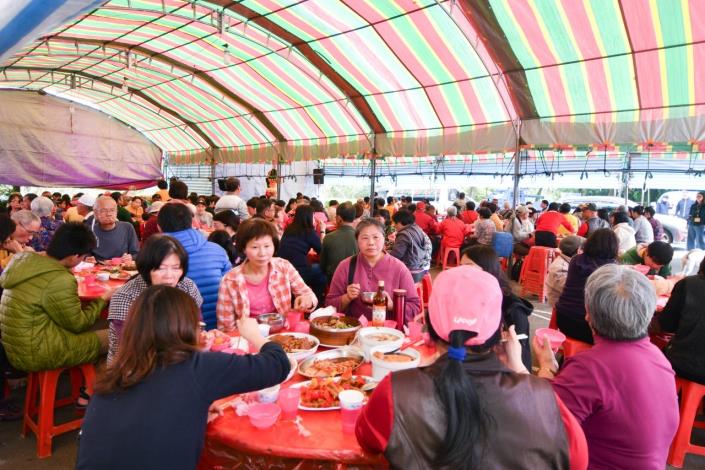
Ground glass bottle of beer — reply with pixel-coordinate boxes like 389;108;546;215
372;280;386;327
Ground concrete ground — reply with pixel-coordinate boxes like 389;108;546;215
1;245;703;469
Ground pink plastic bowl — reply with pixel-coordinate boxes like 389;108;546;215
248;403;281;429
535;328;567;351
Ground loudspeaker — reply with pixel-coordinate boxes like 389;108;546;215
313;169;324;185
217;178;227;191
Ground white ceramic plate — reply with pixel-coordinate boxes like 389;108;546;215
290;375;373;411
267;332;320;361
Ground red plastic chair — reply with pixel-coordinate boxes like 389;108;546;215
22;363;96;458
421;273;432;306
414;282;424;316
519;246;556;303
668;377;705;467
562;338;592;358
440;246;461;270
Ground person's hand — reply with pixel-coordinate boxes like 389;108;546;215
2;239;23;254
101;285;118;301
293;295;316;312
533;335;558;374
237;316;267;352
503;326;528;373
121;253;133;263
346;283;360;300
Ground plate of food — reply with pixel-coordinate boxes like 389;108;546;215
109;271;132;281
267;333;319;361
297;348;364;378
290;373;372;410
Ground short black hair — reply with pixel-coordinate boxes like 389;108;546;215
458;192;465;199
583;228;618;260
213;210;240;231
208;230;237;264
329;200;339;207
632;205;645;216
168;181;188;200
157;179;168;190
466;201;476;211
644;206;655;217
363;197;370;203
478;207;492;219
47;222;96;260
157;203;193;232
542;199;549;205
224;177;240;192
246;197;259;209
110;192;122;203
386;196;394;204
647;241;674;266
611;210;630;225
336;202;356;222
256;198;274;216
559;203;571;214
136;235;188;285
0;215;16;245
236;218;279;254
548;202;560;211
408;203;417;212
392;208;415;226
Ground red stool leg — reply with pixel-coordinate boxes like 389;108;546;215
22;372;39;438
668;380;705;467
36;371;60;458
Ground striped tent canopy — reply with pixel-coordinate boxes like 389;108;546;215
2;0;705;168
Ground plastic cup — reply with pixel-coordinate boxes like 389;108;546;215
278;387;301;419
286;311;302;330
339;390;364;433
407;321;423;341
535;328;567;352
258;323;271;337
293;320;310;334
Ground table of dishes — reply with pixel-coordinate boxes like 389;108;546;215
198;312;437;470
74;260;134;303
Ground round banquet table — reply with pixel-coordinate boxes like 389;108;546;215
198;341;439;470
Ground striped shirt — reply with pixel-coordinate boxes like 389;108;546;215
216;257;316;332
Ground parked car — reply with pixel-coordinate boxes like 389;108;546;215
559;196;686;244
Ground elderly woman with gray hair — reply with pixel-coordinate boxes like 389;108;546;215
437;205;469;253
29;196;63;252
506;264;679;469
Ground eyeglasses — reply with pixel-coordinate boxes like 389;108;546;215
95;209;117;214
19;223;38;236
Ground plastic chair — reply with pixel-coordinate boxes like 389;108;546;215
668;377;705;467
562;338;592;358
519;246;556;303
22;363;96;458
441;246;461;270
492;232;513;258
414;282;424;316
421;273;432;306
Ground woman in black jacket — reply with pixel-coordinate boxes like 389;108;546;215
687;191;705;250
460;245;533;370
659;255;705;384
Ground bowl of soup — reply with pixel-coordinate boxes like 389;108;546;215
357;327;405;361
369;345;420;380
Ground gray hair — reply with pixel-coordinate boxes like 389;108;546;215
30;196;55;217
10;209;40;227
446;206;457;217
585;264;655;340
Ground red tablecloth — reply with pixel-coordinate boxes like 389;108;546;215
199;342;438;470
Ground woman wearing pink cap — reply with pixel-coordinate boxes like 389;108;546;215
356;266;588;469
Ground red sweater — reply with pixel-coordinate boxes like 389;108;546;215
461;210;478;224
535;211;574;235
438;217;468;248
356;373;588;470
414;211;438;236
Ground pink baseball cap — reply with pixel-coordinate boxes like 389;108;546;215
428;266;503;346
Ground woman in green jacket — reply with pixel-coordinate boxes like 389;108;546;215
0;223;115;372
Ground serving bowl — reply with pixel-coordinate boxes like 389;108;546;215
297;348;364;378
309;315;361;347
356;327;405;361
257;313;285;333
369;345;420;380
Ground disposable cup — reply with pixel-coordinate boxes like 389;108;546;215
407;322;423;341
258;323;271;337
278;387;301;419
339;390;364;433
286;311;302;330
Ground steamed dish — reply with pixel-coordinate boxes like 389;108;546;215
373;352;414;363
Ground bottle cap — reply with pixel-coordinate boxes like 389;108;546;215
393;289;406;295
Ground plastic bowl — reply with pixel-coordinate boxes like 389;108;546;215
360;291;375;304
535;328;567;352
357;327;404;361
248;403;281;429
369;345;420;380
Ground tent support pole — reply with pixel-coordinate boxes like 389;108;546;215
623;152;631;206
276;159;282;200
210;150;217;195
512;121;522;208
370;151;377;206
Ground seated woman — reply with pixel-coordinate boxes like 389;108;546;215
76;286;290;470
29;195;63;252
510;205;534;256
0;223;114;372
460;245;533;371
468;207;495;246
126;196;144;223
556;228;618;344
356;266;587;469
517;265;678;469
212;209;239;256
611;210;636;256
277;205;326;304
326;219;420;326
216;219;317;332
107;235;202;364
659;256;705;385
208;230;238;266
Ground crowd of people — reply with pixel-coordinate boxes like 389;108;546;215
0;180;700;469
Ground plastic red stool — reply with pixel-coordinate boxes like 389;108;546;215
22;363;96;458
562;338;592;358
441;246;461;270
519;247;556;302
421;273;432;306
668;377;705;467
414;282;424;315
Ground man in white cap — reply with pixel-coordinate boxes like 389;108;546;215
64;194;95;223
